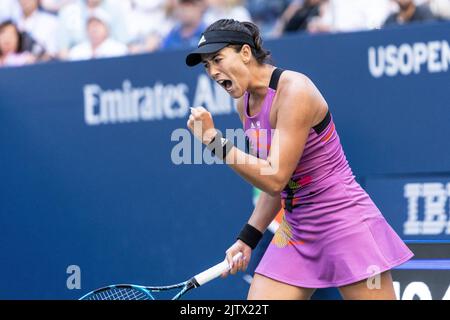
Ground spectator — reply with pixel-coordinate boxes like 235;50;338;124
302;0;332;33
271;0;302;37
17;0;59;57
57;0;130;59
0;0;446;66
245;0;291;37
0;20;35;67
383;0;437;26
203;0;253;26
160;0;207;50
304;0;393;34
429;0;450;20
40;0;75;14
0;0;21;24
68;10;128;61
275;0;324;35
127;0;176;54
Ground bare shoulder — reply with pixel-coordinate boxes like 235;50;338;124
278;70;310;88
275;70;328;126
278;70;324;104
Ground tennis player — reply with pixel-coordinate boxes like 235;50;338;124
185;19;413;300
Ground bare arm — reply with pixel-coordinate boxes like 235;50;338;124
189;73;321;196
218;190;282;276
248;191;282;233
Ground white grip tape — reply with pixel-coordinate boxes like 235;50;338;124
193;252;243;287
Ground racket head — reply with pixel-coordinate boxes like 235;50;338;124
79;284;155;300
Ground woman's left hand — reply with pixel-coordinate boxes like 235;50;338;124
187;106;218;145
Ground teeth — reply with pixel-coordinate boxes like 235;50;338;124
217;79;232;91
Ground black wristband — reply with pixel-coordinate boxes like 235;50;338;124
206;131;233;160
237;223;263;249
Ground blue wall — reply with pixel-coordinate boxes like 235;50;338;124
0;22;449;299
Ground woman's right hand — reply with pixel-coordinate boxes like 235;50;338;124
222;239;252;278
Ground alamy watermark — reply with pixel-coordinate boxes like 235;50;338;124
366;265;382;290
171;121;280;175
66;265;81;290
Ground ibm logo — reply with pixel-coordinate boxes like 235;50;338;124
404;183;450;235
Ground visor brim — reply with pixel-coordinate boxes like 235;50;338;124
185;43;229;67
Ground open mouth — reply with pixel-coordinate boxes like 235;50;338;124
217;79;233;91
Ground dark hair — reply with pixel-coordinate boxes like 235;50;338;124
0;20;24;55
205;19;272;65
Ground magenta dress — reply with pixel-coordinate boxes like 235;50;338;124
243;68;413;288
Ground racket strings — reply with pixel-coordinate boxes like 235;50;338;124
87;287;153;300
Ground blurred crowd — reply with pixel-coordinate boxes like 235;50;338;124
1;0;449;67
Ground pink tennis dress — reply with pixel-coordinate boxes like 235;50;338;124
244;68;413;288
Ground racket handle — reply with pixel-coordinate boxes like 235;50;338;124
193;252;243;287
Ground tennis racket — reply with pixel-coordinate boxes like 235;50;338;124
79;252;243;300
